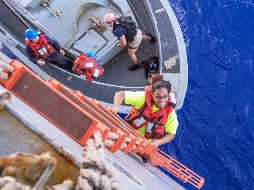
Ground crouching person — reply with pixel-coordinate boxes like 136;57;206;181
104;13;155;71
25;28;73;71
72;51;104;82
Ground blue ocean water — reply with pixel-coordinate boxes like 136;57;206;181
161;1;254;189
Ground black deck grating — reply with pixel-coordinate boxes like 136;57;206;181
0;1;28;41
11;72;92;140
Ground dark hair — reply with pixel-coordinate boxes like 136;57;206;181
150;74;171;93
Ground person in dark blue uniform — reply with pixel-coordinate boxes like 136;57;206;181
104;13;155;71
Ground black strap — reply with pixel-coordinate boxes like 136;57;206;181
168;102;176;109
128;45;137;49
151;116;164;133
126;103;147;123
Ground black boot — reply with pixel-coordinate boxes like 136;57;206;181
141;155;150;163
128;64;139;71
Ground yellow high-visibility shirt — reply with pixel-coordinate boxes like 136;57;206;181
125;91;178;136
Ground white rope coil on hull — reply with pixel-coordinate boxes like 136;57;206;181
107;132;119;140
0;53;13;81
75;131;118;190
0;61;14;73
0;176;30;190
104;140;114;147
0;91;11;110
0;72;8;80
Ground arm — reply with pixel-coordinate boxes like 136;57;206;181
113;91;145;112
153;110;178;147
118;36;126;47
113;91;125;112
152;133;175;147
114;26;127;48
26;46;39;63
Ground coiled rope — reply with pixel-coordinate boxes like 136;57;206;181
0;129;118;190
0;53;13;80
0;176;30;190
75;131;118;190
0;91;11;110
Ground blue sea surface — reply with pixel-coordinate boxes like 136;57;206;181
161;1;254;190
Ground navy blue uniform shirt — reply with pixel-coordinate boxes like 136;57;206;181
113;25;127;39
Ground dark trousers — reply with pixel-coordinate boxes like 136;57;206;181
45;51;73;71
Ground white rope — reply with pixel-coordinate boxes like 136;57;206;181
0;52;11;65
125;137;131;143
75;131;118;190
104;140;114;147
120;143;127;150
0;53;14;80
131;145;137;150
0;72;8;80
107;132;119;140
0;176;30;190
0;177;74;190
42;180;73;190
0;61;14;73
0;91;11;110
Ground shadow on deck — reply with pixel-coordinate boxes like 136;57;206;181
97;40;156;87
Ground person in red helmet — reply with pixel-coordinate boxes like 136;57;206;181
25;28;73;71
104;13;155;71
112;74;178;148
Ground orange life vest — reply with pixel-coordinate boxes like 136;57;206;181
125;86;176;139
25;34;55;60
72;53;104;82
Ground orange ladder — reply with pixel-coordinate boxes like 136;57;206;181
0;61;110;145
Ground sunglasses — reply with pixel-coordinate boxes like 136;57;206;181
106;21;112;24
154;95;168;100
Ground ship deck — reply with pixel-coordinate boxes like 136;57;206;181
0;0;186;111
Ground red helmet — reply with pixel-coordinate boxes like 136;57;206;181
104;13;116;23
